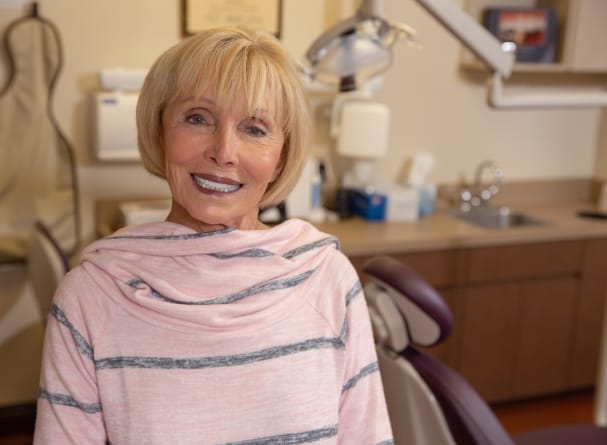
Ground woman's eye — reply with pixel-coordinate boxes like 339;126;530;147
185;114;204;125
246;125;267;137
185;111;212;126
244;117;269;137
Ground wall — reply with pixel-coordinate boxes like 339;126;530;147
1;0;605;244
373;0;603;185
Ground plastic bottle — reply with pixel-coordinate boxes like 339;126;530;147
308;162;326;223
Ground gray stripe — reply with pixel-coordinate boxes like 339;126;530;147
218;425;337;445
106;227;234;241
39;388;102;414
339;316;348;345
282;237;340;260
128;269;315;306
337;281;362;346
50;304;94;361
376;441;395;445
95;336;345;370
345;280;362;306
208;248;274;259
342;361;380;393
337;280;365;348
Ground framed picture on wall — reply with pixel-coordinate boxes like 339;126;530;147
483;7;557;63
183;0;282;37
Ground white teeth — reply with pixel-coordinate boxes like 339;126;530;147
193;175;241;193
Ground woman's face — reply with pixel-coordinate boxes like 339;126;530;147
162;89;285;232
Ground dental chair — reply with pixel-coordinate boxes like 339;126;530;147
27;221;69;323
363;255;607;445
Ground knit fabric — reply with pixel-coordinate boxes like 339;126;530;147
34;218;393;444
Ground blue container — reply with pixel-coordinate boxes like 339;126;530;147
348;189;387;222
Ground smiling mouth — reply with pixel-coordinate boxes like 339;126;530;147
192;175;242;193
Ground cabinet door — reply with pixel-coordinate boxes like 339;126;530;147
569;238;607;387
459;277;578;402
563;0;607;71
458;283;521;403
513;277;578;399
466;240;582;284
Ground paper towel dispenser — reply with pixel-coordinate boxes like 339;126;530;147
92;91;140;161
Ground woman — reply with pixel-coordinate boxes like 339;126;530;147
34;27;393;444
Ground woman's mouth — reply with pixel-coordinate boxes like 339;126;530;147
192;174;242;193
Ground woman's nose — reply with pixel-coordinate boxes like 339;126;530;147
208;127;239;166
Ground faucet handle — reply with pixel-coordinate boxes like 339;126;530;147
486;165;504;198
473;161;504;205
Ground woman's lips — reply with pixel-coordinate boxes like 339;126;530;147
191;174;242;193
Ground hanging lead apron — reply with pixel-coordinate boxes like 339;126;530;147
0;11;80;262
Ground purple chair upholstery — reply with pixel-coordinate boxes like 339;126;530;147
364;255;607;445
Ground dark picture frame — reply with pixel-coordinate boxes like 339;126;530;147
483;7;558;63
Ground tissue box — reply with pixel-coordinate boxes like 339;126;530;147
347;189;387;221
385;185;419;222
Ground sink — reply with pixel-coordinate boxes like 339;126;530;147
446;206;546;230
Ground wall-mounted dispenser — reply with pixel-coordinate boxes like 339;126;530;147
92;68;146;161
93;92;139;161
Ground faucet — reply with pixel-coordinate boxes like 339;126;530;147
459;160;504;210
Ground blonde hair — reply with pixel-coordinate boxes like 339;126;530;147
136;27;312;208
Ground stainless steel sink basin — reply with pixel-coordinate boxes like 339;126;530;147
446;206;546;230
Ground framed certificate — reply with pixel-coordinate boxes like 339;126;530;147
183;0;282;37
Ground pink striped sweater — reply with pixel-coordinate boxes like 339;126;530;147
34;219;393;444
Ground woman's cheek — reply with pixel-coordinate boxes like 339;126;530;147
165;130;203;164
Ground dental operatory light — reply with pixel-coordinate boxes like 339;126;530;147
305;1;417;92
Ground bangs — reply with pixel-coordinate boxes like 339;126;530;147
171;37;288;129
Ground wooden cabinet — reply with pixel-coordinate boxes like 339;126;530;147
464;0;607;72
458;282;521;401
351;237;607;403
570;238;607;387
464;240;582;283
544;0;607;71
460;276;578;401
513;277;578;398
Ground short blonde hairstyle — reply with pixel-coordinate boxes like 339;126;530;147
136;27;312;209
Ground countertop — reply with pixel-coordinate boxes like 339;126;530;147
315;203;607;256
94;179;607;258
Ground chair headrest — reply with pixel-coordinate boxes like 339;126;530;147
365;282;410;352
363;256;453;352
